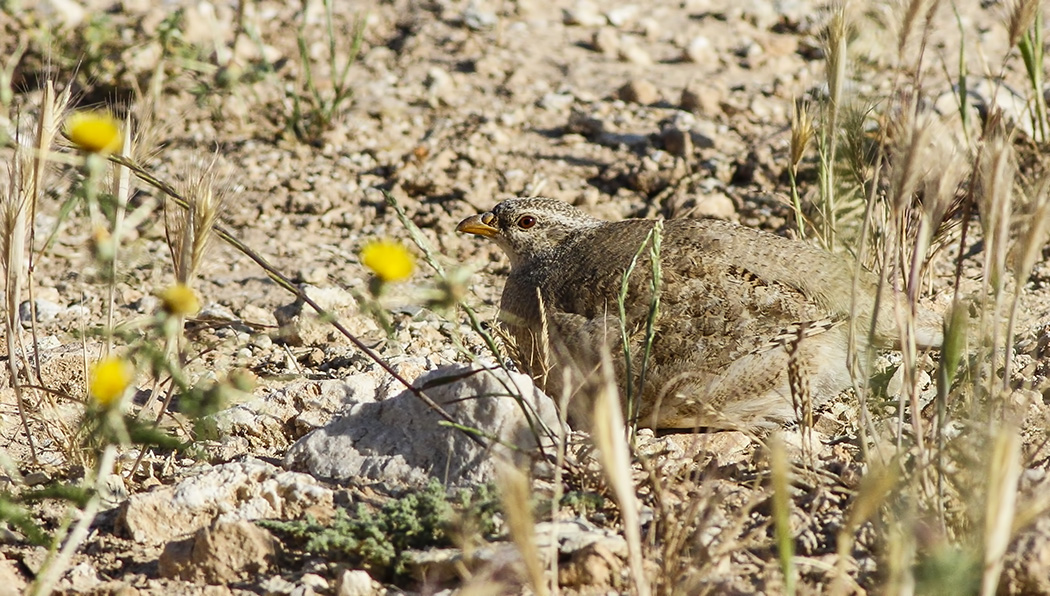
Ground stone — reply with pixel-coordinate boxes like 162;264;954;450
55;562;101;593
336;569;383;596
683;36;714;65
617;80;659;105
273;285;377;347
617;39;652;66
680;86;723;115
592;28;619;55
604;5;638;27
117;458;333;544
563;0;605;26
0;554;26;595
690;192;737;220
159;520;277;584
659;125;692;157
559;542;622;590
19;298;62;323
240;304;277;327
36;0;85;28
285;364;562;486
462;1;498;30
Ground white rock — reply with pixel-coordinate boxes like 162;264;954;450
240;303;277;327
425;67;457;106
683;36;714;65
199;303;238;321
56;562;100;593
117;458;333;544
535;519;628;556
886;365;935;410
462;1;498;30
336;569;382;596
285;364;562;486
36;0;85;28
617;38;652;66
19;299;61;323
301;573;329;591
604;5;638;27
539;92;576;111
0;553;26;594
563;0;605;26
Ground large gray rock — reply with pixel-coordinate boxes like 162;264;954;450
285;364;562;486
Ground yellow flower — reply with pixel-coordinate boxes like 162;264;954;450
64;110;123;154
360;240;415;282
158;283;201;316
89;357;134;408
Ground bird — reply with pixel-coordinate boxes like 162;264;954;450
457;197;944;431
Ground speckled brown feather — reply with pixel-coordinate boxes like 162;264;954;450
458;198;943;430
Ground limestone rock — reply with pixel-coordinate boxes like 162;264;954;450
159;520;277;584
117;458;333;544
285;364;561;486
336;569;385;596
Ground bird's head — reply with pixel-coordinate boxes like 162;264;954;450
456;198;604;268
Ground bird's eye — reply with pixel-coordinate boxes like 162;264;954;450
517;215;537;229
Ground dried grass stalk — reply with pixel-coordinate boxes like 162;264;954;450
589;350;650;596
495;462;548;596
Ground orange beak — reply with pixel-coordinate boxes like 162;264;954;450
456;212;499;237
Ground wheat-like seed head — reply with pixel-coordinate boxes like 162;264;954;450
790;100;814;171
1007;0;1040;47
166;157;229;283
978;120;1016;293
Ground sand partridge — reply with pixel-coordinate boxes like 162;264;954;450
457;197;943;430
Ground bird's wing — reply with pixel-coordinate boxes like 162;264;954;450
659;219;943;349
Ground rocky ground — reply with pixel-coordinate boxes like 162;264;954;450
2;0;1050;594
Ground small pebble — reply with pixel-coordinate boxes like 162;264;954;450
617;39;652;65
300;267;328;285
306;348;325;367
299;573;328;591
592;28;619;55
692;193;737;220
660;126;692;157
462;1;497;30
605;5;638;27
20;299;62;323
563;0;605;26
24;471;51;486
618;80;659;105
683;36;714;65
566;109;605;137
680;86;722;115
